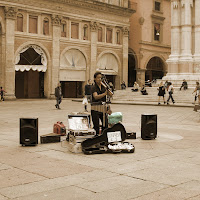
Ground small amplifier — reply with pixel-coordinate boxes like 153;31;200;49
127;132;136;139
40;133;61;144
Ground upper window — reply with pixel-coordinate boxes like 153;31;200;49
155;1;161;11
61;21;67;37
29;16;38;34
154;23;160;41
98;27;103;42
71;23;79;39
43;18;49;35
106;28;112;43
17;14;23;32
83;24;88;40
116;31;120;44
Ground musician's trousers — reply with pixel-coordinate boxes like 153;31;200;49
91;110;108;135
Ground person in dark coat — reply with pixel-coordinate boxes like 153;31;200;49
55;83;62;109
180;79;188;90
0;87;6;101
84;79;93;111
140;85;148;95
157;81;166;105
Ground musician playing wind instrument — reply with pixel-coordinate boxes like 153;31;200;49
91;71;113;136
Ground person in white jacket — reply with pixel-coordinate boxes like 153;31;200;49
167;82;175;105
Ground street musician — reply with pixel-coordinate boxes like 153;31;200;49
91;72;113;136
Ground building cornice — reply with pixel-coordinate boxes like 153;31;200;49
50;0;135;17
0;0;135;17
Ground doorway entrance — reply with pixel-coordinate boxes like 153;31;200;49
15;70;44;98
61;81;83;98
15;46;46;98
128;53;136;87
145;57;164;81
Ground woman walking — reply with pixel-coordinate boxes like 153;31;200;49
157;82;166;105
192;82;200;105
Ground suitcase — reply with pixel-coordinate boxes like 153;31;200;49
53;121;66;136
66;113;96;153
127;132;136;139
108;112;122;125
40;133;61;144
82;123;135;154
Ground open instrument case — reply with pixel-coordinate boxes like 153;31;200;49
81;123;135;154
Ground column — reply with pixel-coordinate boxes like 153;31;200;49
168;0;181;62
122;26;129;86
193;0;200;63
180;0;193;61
90;21;98;80
4;7;17;99
50;15;61;98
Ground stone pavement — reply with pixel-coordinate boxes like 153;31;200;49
0;99;200;200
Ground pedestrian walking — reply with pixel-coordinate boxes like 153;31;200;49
157;81;166;105
55;83;62;109
0;87;6;101
84;79;93;111
192;82;200;105
167;82;175;105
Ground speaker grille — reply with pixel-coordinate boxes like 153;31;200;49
141;114;157;140
20;118;38;145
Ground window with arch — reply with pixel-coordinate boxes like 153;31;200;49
98;27;103;42
29;15;38;34
83;24;88;40
61;21;67;37
43;18;49;35
17;14;23;32
106;28;112;43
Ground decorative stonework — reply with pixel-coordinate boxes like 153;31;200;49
172;0;179;9
122;26;129;36
51;15;61;26
4;7;18;19
90;21;99;31
139;17;145;25
181;0;193;7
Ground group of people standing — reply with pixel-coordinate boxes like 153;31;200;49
157;81;175;105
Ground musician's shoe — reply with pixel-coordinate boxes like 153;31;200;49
55;104;58;108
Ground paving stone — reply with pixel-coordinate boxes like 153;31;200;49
12;186;94;200
0;100;200;199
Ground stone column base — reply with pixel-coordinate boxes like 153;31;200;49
5;94;16;100
162;73;200;87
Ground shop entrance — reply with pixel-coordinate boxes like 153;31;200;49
61;81;83;98
15;70;44;98
15;46;46;98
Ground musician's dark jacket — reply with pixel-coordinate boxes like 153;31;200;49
91;83;106;105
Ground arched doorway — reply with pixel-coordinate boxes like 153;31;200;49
15;45;47;98
145;57;164;81
97;53;118;88
128;53;136;87
60;48;86;98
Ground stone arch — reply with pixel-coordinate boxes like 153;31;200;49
14;42;50;98
145;55;167;81
60;46;89;69
97;51;121;88
97;50;121;73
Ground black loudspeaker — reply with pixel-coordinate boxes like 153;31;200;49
20;118;38;146
141;114;157;140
